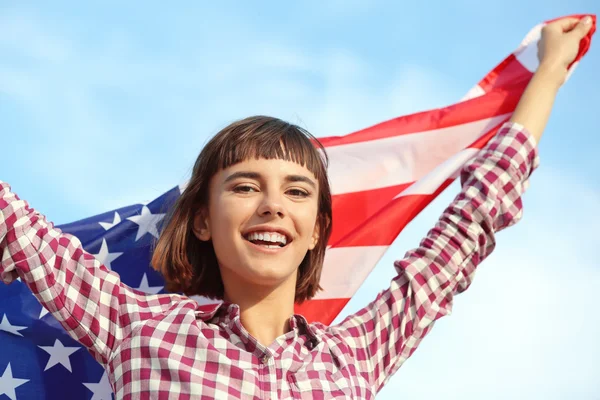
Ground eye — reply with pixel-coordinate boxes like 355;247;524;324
286;188;310;197
233;184;258;194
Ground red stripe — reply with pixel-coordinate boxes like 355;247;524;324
477;54;533;93
333;180;453;247
294;298;350;325
328;183;411;246
316;81;528;148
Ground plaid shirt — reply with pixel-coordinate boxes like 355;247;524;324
1;122;539;399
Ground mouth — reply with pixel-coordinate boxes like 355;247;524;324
242;230;292;249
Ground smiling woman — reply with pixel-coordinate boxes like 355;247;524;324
152;116;333;307
0;16;594;400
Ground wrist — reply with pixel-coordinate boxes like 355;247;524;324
535;61;567;90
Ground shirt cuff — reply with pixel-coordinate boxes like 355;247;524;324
484;121;541;181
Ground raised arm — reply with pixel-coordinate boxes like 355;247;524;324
329;16;593;392
510;16;594;143
0;181;184;366
331;121;539;390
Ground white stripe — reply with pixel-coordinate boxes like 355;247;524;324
461;84;486;101
514;23;543;73
395;148;480;198
315;246;389;299
326;114;510;195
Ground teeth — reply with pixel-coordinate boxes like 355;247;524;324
245;231;288;245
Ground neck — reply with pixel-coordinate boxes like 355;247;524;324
222;275;296;347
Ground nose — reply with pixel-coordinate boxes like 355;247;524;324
257;190;286;218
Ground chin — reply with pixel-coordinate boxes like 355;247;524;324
238;260;298;287
219;241;305;288
253;265;296;283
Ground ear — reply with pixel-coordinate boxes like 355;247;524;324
192;209;211;241
308;220;320;250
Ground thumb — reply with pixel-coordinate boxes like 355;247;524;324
572;16;594;38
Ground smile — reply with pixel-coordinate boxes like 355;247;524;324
243;231;290;249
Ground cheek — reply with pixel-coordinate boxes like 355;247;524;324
210;196;255;235
295;206;319;239
207;200;244;261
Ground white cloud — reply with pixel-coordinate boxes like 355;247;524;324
1;9;460;221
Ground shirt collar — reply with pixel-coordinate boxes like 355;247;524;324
194;301;321;344
193;301;225;321
289;313;320;344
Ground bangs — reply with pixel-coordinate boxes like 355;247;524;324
213;117;328;178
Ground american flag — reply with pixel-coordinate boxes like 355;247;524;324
0;15;595;400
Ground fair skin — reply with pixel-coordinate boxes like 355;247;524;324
193;158;320;346
194;16;593;347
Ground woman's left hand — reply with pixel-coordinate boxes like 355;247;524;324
537;16;594;86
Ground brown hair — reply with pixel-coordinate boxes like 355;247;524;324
151;115;332;303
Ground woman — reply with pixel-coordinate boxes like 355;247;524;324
0;17;593;399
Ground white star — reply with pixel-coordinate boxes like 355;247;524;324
98;211;121;231
136;273;163;295
0;364;29;400
83;371;113;400
0;315;27;337
127;206;165;241
38;339;81;372
92;239;123;270
39;306;50;319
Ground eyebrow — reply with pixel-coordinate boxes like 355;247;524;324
224;171;317;189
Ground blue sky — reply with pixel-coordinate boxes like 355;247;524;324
1;1;599;398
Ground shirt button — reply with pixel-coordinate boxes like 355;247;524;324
306;341;315;350
261;356;269;365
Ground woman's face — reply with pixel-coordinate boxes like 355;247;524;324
194;157;320;294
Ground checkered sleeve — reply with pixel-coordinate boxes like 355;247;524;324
0;183;179;366
331;122;540;392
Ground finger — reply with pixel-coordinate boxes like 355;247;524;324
571;16;594;38
547;17;580;32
